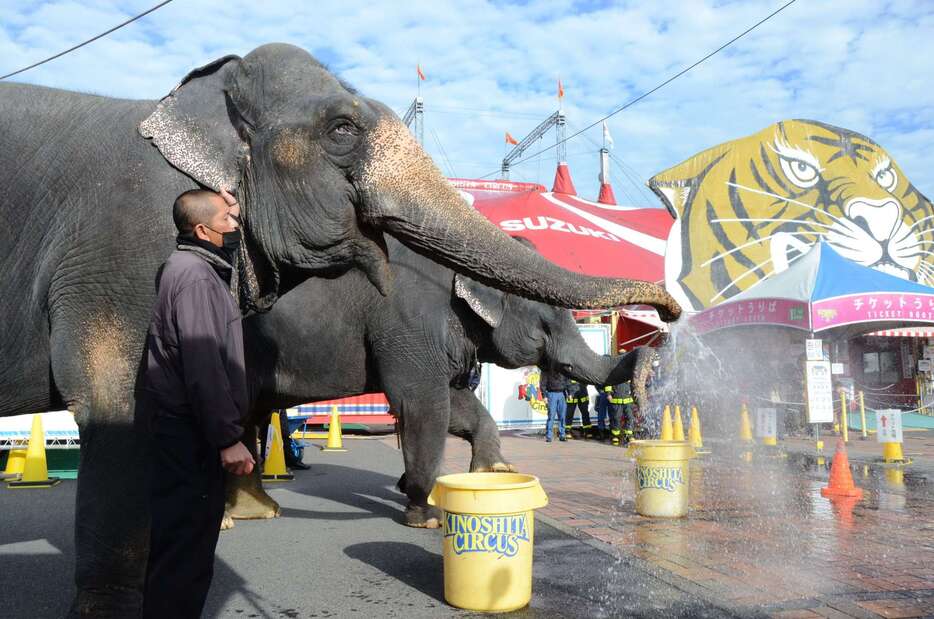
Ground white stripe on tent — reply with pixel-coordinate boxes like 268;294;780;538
866;326;934;337
540;193;667;256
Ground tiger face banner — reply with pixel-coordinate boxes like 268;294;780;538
649;119;934;312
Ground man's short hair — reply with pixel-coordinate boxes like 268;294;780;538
173;190;222;233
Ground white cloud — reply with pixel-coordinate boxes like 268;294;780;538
2;0;933;203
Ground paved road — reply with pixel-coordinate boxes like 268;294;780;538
442;430;934;619
0;439;740;618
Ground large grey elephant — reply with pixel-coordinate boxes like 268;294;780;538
0;43;678;614
234;237;657;527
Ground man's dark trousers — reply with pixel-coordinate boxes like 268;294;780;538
144;416;226;618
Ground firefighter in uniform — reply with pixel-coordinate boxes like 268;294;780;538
595;384;610;441
564;380;593;438
617;381;636;445
597;381;635;446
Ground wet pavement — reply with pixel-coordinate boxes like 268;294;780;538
3;426;933;617
1;438;738;618
431;430;934;618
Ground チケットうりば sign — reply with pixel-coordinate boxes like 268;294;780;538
443;512;530;558
637;465;685;493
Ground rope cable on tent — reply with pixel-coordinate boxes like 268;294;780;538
608;152;659;205
566;120;652;207
0;1;175;81
429;128;457;177
473;0;800;179
610;157;656;207
575;147;644;206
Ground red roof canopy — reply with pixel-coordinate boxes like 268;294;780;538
450;166;673;283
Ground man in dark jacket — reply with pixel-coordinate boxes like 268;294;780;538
540;366;570;442
140;188;255;618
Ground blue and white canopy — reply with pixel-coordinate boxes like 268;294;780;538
691;242;934;335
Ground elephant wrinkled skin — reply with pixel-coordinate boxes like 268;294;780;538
237;237;660;528
0;43;678;616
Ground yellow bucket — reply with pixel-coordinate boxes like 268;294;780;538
428;472;548;612
630;440;694;518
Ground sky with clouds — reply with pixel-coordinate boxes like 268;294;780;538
2;0;933;207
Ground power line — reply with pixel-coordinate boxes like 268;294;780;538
475;0;799;178
0;0;175;81
432;106;544;119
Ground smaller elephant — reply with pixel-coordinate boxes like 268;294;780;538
237;237;659;527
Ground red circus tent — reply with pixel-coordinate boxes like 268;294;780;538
452;163;675;352
451;164;673;283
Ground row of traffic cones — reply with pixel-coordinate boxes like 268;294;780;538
2;414;61;489
660;405;706;452
1;407;347;489
261;406;347;482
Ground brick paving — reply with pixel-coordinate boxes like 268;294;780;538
423;428;934;618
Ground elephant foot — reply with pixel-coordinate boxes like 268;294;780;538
404;504;442;529
470;461;517;473
220;512;236;531
226;483;281;520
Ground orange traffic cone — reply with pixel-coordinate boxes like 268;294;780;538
820;438;863;499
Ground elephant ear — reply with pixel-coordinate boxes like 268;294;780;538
139;55;249;190
454;274;506;328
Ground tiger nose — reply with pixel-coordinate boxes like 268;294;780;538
845;198;901;242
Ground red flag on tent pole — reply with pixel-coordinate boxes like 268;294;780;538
417;64;426;81
557;78;564;100
505;132;519;145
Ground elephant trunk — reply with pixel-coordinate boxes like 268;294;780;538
357;118;681;319
561;334;657;411
561;333;631;386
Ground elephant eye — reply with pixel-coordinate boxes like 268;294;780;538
329;120;359;143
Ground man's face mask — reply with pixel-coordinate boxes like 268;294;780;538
201;226;241;261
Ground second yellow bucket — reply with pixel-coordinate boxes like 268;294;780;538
428;472;548;612
629;440;694;518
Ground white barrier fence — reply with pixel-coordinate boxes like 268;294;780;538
0;411;79;450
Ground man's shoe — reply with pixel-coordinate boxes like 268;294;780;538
287;460;311;470
558;435;567;442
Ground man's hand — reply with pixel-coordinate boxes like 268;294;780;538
219;188;240;220
220;441;255;476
